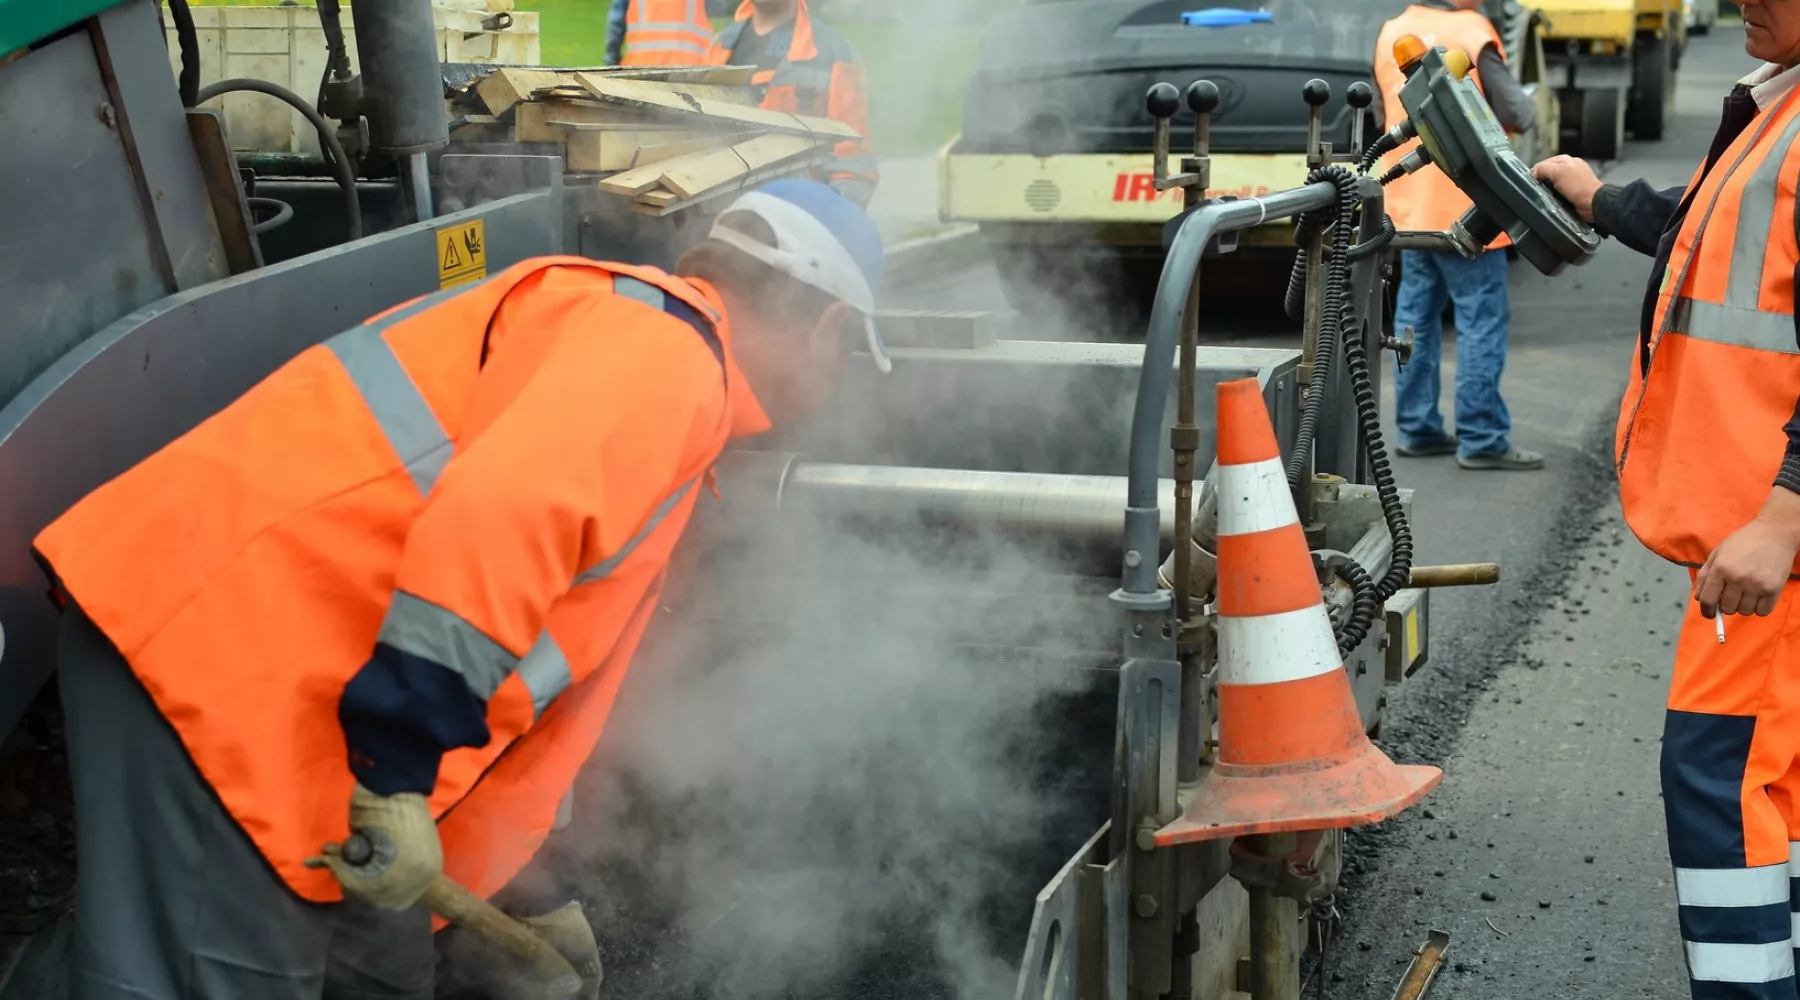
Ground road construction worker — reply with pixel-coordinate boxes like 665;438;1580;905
1374;0;1542;470
34;179;891;1000
704;0;879;208
1533;1;1800;995
605;0;714;68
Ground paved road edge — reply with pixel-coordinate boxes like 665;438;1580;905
881;225;984;295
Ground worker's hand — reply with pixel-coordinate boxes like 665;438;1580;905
1531;155;1604;223
1695;488;1800;618
305;784;443;911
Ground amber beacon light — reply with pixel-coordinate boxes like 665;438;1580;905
1392;33;1428;69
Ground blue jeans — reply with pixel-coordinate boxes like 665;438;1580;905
1391;248;1513;458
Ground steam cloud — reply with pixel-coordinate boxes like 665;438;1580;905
550;506;1116;1000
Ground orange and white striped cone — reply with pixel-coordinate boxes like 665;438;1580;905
1155;378;1441;847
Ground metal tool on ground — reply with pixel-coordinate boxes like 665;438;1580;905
338;833;587;1000
1389;929;1451;1000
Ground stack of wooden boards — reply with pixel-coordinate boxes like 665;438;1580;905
464;66;862;216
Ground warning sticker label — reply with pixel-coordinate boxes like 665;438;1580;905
437;220;487;288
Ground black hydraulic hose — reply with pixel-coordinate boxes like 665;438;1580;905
167;0;200;108
248;196;295;234
196;79;363;240
1332;558;1380;656
1284;166;1359;491
1346;296;1415;606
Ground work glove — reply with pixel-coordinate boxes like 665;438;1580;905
306;783;443;911
452;900;604;1000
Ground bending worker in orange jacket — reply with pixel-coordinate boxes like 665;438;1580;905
705;0;879;207
34;179;891;1000
1534;0;1800;995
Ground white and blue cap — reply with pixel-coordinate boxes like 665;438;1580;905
710;179;892;374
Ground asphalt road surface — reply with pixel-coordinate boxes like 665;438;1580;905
878;25;1748;1000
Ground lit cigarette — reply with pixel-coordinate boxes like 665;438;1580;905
1716;614;1727;644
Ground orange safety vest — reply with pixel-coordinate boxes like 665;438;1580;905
622;0;714;67
1617;85;1800;570
34;258;772;904
1373;5;1512;248
704;0;878;207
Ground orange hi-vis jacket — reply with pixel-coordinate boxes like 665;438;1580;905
704;0;878;207
34;258;772;904
1617;84;1800;571
1373;5;1512;248
623;0;714;67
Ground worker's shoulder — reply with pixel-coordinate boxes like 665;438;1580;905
805;18;864;66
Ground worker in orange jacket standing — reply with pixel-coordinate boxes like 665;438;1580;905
1533;0;1800;994
1374;0;1542;471
704;0;879;207
605;0;714;67
35;179;892;1000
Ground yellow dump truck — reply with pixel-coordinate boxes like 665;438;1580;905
1532;0;1684;159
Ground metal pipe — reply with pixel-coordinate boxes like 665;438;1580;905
1248;832;1302;1000
1409;563;1501;588
354;0;451;157
1121;183;1339;600
403;151;435;222
778;461;1181;545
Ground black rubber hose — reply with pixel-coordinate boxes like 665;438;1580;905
1344;293;1415;605
1284;166;1359;490
196;78;363;240
168;0;200;108
247;196;295;234
1332;558;1380;656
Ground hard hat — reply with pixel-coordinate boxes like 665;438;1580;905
710;179;892;373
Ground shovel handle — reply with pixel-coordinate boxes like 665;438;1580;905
338;834;581;994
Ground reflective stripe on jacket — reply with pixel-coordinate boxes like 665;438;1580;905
705;0;878;207
34;257;771;903
623;0;714;67
1617;85;1800;569
1373;6;1512;247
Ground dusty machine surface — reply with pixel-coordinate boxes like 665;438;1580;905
1529;0;1684;158
0;2;1591;998
937;0;1557;318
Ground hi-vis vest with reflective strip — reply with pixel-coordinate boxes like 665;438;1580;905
1617;85;1800;570
1373;6;1512;247
622;0;713;67
705;0;878;207
34;257;750;904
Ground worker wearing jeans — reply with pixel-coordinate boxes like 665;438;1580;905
1391;247;1516;462
1374;0;1542;470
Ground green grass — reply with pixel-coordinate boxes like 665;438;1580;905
191;0;980;154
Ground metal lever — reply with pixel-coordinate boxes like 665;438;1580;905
1146;83;1198;192
1304;77;1332;169
1345;80;1374;161
1185;80;1220;202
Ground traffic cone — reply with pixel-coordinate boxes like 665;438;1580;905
1155;378;1441;847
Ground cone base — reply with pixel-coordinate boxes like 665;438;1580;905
1153;741;1442;847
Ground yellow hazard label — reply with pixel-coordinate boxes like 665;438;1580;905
1405;609;1420;665
437;220;487;288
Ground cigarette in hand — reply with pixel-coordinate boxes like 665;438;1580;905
1716;614;1727;644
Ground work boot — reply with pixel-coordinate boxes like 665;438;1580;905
1397;436;1459;458
1456;447;1545;471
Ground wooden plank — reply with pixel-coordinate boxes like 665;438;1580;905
658;133;829;200
574;73;861;139
600;157;681;197
514;101;671;141
474;68;574;115
564;129;715;173
625;158;828;216
630;133;753;169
